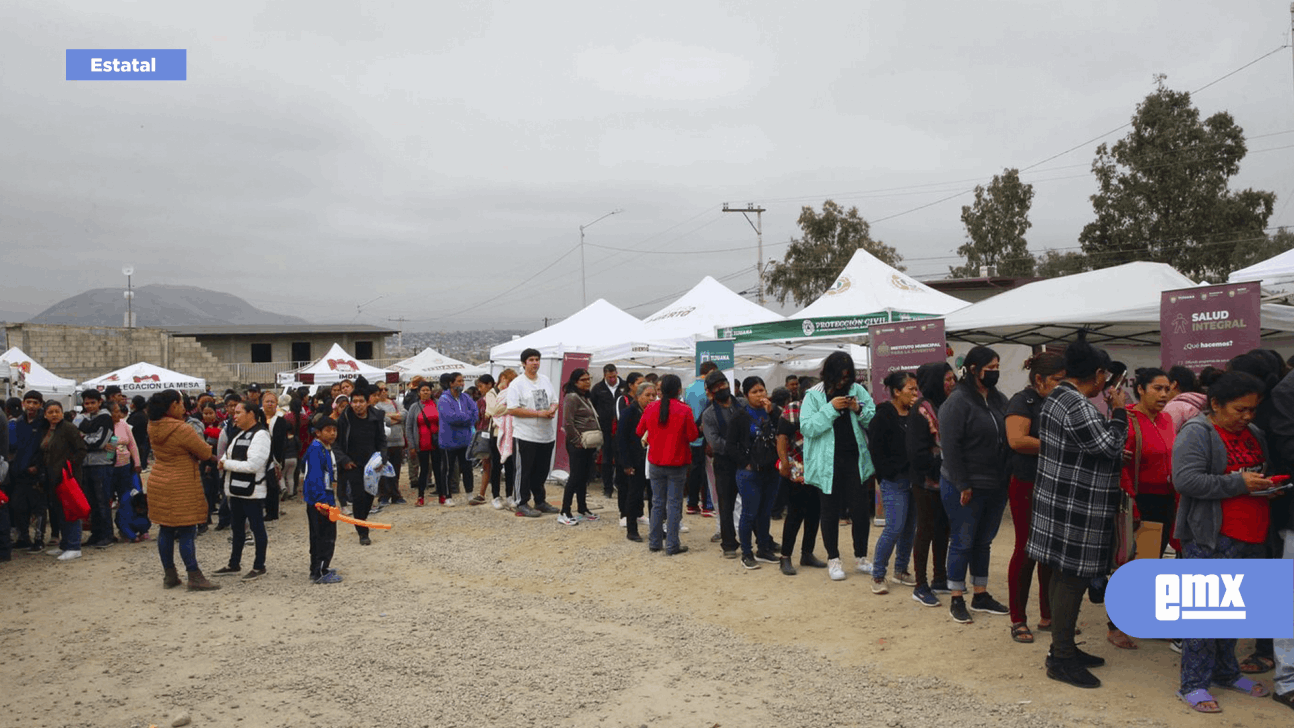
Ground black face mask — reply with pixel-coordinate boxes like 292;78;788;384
713;389;731;403
981;370;1000;389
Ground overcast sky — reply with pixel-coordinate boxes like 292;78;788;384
4;0;1294;330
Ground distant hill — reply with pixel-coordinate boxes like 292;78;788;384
29;284;308;327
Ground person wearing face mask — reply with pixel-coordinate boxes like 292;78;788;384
334;380;386;545
701;370;741;558
939;345;1011;624
1004;352;1067;644
1026;332;1128;689
801;351;877;582
437;372;477;506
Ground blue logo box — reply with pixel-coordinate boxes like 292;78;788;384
1107;559;1293;639
66;49;186;80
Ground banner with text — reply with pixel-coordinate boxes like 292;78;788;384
719;310;938;343
695;340;735;376
1160;283;1260;372
554;352;591;473
869;319;946;403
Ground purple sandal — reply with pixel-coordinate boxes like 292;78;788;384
1177;689;1222;713
1214;676;1271;698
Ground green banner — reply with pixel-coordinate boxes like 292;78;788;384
719;311;937;344
695;339;735;375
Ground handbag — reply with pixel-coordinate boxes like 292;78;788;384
1110;414;1139;570
468;430;492;460
579;430;604;450
56;463;91;522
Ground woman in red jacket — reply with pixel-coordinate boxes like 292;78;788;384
1109;367;1175;650
636;374;699;556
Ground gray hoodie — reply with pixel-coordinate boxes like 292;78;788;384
1172;413;1267;551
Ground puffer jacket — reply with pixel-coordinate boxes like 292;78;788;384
146;417;213;527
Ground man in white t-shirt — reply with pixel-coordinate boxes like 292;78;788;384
505;348;560;517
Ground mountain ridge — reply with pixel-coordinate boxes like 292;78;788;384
29;284;308;327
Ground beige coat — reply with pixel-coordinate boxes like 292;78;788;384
146;417;213;527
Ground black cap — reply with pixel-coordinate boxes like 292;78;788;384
704;370;729;390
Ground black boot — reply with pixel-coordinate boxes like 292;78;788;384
1046;655;1101;688
779;556;797;576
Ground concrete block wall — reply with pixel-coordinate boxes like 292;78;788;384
3;324;239;392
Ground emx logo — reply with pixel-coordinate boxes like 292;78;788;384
1155;573;1246;621
1108;559;1292;639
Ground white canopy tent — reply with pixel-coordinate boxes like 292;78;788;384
82;362;206;394
1230;247;1294;301
488;298;692;369
720;249;968;346
277;343;398;386
944;261;1294;348
0;346;78;396
391;347;488;381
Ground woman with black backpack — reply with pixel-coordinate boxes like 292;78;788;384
726;376;782;570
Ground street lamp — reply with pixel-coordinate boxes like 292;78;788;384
122;265;135;362
579;209;623;307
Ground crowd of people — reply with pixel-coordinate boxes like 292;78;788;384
3;339;1293;714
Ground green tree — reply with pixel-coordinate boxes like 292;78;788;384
951;168;1036;277
1035;249;1092;278
764;200;904;307
1078;77;1275;280
1230;227;1294;272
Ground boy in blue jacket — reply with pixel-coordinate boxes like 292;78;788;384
303;418;341;584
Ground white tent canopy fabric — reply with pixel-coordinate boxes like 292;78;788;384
277;343;398;386
392;347;488;380
0;346;78;396
945;261;1294;346
721;249;967;344
489;298;692;366
1230;247;1294;300
82;361;206;394
643;276;783;339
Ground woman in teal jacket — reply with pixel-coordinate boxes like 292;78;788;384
801;351;876;582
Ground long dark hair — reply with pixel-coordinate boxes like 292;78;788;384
1023;351;1065;390
821;351;856;398
915;362;952;407
565;368;589;396
147;389;183;421
1207;371;1265;411
959;345;1000;393
658;374;682;425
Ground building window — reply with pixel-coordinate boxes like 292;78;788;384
291;341;312;364
250;343;272;363
355;341;374;360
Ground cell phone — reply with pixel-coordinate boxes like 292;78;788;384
1270;474;1290;484
1252;482;1293;497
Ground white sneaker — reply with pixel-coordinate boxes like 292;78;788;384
46;547;64;556
664;523;692;534
504;497;517;510
342;506;353;516
491;497;504;510
58;550;82;561
443;498;456;507
637;516;649;526
619;516;627;528
828;558;846;581
856;557;873;575
556;513;579;526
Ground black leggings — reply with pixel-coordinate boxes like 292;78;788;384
1134;492;1175;558
912;482;950;587
562;444;595;516
780;479;821;557
817;465;870;560
414;449;440;498
441;447;473;497
489;437;514;499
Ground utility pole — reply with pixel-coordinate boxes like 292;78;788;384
723;203;767;305
387;316;408;352
122;265;135;363
579;209;624;307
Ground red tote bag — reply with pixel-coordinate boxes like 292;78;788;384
56;463;91;522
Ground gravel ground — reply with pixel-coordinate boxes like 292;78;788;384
2;481;1285;727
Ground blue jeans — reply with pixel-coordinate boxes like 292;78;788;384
1275;529;1294;696
735;468;777;557
940;477;1008;592
156;525;198;572
648;464;687;552
82;463;114;544
872;478;915;580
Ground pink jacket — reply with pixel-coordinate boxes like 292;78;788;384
1163;392;1207;434
113;419;141;468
